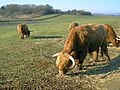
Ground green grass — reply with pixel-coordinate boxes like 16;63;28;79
0;14;120;89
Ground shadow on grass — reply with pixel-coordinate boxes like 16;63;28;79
68;55;120;76
32;35;63;39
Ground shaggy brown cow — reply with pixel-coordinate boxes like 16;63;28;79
68;23;120;60
102;24;120;47
17;23;30;39
68;22;120;47
100;24;120;57
53;24;110;74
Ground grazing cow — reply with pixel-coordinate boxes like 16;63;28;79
100;24;120;57
102;24;120;47
53;24;110;74
68;22;120;47
17;23;30;39
68;23;120;60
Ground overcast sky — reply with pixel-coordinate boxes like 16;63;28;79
0;0;120;14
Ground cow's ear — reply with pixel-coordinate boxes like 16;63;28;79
70;51;76;58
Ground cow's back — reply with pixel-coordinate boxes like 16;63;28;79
68;22;79;32
21;24;28;34
17;24;23;35
73;24;106;53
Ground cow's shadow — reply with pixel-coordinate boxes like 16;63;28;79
67;55;120;76
32;35;62;39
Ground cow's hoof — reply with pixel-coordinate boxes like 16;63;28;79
77;66;82;70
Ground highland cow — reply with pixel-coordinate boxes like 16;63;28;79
102;24;120;47
17;23;30;39
53;24;110;74
68;23;120;60
68;22;120;47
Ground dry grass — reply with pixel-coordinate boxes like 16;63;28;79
0;14;120;90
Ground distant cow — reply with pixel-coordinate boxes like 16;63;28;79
17;23;30;39
53;24;110;74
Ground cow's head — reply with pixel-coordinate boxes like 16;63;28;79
53;52;76;74
28;30;30;36
108;37;120;47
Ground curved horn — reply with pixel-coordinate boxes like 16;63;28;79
116;37;120;40
52;53;60;57
69;56;76;70
108;43;113;46
40;48;54;58
29;30;34;32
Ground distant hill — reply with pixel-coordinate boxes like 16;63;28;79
93;13;120;16
112;13;120;16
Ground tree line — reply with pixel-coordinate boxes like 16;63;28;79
65;9;92;15
0;4;92;16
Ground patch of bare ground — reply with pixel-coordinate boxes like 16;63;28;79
33;38;120;90
81;46;120;90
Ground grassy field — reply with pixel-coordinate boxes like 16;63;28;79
0;14;120;90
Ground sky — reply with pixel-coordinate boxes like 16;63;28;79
0;0;120;14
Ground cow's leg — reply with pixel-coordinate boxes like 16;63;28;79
101;43;110;61
21;34;24;39
92;49;99;62
77;61;83;70
77;52;87;70
100;48;104;57
88;53;93;62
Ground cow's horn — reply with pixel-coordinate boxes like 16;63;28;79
108;43;113;46
52;53;60;57
69;56;76;70
41;48;54;58
116;37;120;40
30;30;34;32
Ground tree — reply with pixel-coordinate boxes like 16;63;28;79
0;4;92;17
65;9;92;15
